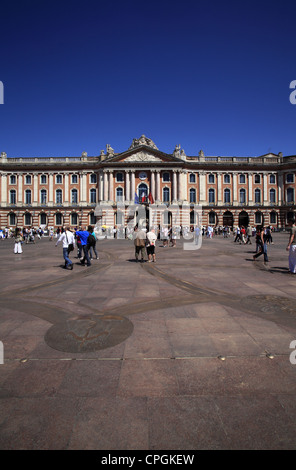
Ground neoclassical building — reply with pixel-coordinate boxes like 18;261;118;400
0;135;295;230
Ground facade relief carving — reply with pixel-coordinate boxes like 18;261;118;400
124;152;163;163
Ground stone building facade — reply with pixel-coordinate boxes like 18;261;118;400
0;135;295;230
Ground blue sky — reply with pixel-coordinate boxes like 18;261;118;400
0;0;295;158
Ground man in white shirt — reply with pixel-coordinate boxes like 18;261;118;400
55;227;75;270
146;228;157;262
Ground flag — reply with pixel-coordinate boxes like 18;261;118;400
134;192;139;204
141;194;146;203
148;192;154;204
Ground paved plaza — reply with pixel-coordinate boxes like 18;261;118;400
0;231;296;450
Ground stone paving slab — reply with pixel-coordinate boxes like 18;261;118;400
0;232;296;450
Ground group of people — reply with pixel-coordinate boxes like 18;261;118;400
133;226;157;263
55;225;98;269
7;219;296;275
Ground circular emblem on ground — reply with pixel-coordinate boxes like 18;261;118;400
44;315;134;353
241;295;296;317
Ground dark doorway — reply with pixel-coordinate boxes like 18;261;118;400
239;211;249;227
223;211;233;227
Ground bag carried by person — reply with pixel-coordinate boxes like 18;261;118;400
66;233;74;252
87;233;96;247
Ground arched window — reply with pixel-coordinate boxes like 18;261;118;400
138;183;148;202
224;188;231;204
25;175;32;185
41;174;47;184
255;188;261;203
71;189;78;204
72;174;78;184
240;188;246;204
89;212;96;225
90;188;97;203
56;189;62;204
208;188;215;203
270;188;276;203
10;175;16;184
25;189;31;204
41;189;47;204
10;189;16;204
189;188;196;203
163;187;170;203
116;187;123;202
56;174;62;184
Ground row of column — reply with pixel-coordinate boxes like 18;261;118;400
100;169;185;203
0;172;89;205
199;171;283;205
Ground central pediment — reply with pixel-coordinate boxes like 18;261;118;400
124;151;164;163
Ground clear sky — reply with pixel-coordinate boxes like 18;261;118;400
0;0;295;158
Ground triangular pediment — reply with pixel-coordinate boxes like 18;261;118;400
104;146;184;165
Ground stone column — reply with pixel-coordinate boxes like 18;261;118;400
155;170;161;202
98;171;103;202
233;172;238;205
248;172;253;205
103;170;108;202
130;170;136;201
33;173;38;205
108;170;114;202
278;172;283;205
1;173;7;205
199;172;206;203
18;174;23;203
48;173;54;204
125;170;130;203
81;172;87;203
263;173;268;206
64;173;69;204
172;170;177;202
150;170;155;202
217;173;222;205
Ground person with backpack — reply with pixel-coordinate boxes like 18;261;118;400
75;226;92;267
88;227;99;260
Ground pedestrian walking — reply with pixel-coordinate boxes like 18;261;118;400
253;226;268;264
286;218;296;274
146;228;157;262
75;226;92;266
89;228;99;260
14;228;23;254
133;225;146;262
55;226;75;270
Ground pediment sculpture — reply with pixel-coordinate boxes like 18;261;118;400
124;151;163;163
129;135;158;150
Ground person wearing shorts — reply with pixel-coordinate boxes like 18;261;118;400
146;228;157;262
